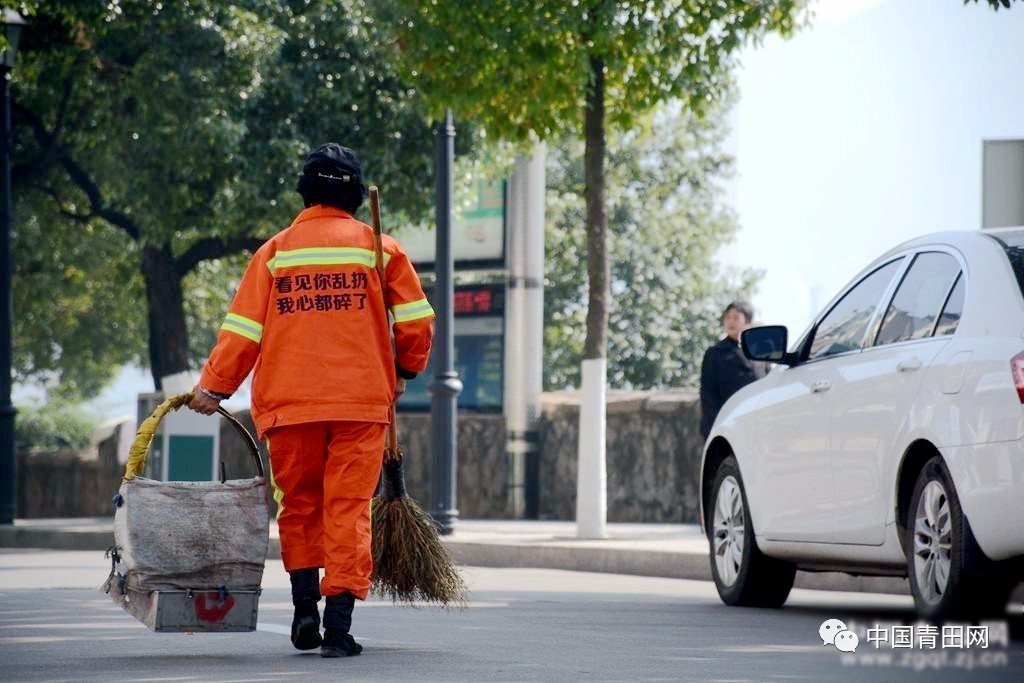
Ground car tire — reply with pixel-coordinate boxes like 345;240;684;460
904;456;1013;621
708;455;796;608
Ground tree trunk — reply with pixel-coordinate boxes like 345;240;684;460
141;245;190;391
583;55;608;361
576;55;609;539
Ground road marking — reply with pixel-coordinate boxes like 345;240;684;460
255;622;290;636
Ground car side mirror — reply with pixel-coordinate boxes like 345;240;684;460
741;326;796;365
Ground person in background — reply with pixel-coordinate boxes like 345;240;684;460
699;300;769;439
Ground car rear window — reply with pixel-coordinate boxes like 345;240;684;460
988;229;1024;299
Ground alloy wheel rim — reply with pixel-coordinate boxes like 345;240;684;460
913;480;953;605
712;475;745;587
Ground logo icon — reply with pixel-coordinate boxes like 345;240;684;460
834;630;859;653
819;618;847;646
819;619;859;653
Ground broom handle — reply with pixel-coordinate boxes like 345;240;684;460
369;186;400;453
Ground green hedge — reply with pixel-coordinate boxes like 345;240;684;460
14;401;96;451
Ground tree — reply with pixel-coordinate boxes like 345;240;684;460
385;0;801;358
13;1;436;393
14;1;274;391
382;1;804;533
544;101;759;391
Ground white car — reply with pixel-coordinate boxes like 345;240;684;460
700;228;1024;619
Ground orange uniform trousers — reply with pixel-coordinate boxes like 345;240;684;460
266;421;385;600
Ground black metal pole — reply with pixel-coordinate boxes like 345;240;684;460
429;109;461;535
0;68;16;525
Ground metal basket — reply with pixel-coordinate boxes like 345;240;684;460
102;394;269;632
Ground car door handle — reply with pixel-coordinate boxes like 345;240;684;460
897;358;923;373
811;380;832;393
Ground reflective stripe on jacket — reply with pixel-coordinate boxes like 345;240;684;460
199;204;434;437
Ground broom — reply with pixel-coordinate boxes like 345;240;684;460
368;186;467;607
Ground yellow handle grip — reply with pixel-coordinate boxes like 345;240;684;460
123;393;194;480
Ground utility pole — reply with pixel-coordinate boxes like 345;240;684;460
429;109;462;535
0;10;26;526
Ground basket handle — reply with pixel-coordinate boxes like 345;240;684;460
123;393;265;481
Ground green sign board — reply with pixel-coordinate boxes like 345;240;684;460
167;435;215;482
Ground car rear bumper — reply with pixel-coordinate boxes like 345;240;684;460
942;439;1024;562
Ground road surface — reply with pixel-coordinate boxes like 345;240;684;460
0;549;1021;682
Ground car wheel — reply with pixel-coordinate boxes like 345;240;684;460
905;456;1013;620
708;456;796;608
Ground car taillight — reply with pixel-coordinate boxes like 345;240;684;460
1013;352;1024;403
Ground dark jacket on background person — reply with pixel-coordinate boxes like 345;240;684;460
699;338;770;439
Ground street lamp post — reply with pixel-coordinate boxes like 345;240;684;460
0;9;26;526
429;109;461;535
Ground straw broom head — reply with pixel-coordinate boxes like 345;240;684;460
371;449;468;607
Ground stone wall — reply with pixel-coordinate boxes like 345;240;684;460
219;390;703;524
218;410;512;519
16;423;124;518
394;412;511;519
20;389;705;523
537;390;703;524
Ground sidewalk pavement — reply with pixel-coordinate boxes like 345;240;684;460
0;517;921;597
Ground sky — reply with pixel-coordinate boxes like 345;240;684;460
725;0;1024;337
18;0;1024;422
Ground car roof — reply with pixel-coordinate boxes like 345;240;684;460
879;227;1024;260
791;226;1024;346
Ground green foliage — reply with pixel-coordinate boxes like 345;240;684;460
965;0;1017;9
16;1;284;242
384;0;804;373
183;255;248;364
382;1;805;142
12;0;439;396
227;0;440;228
544;102;760;390
12;199;146;397
14;399;97;451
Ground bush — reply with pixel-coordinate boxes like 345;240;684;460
14;401;96;451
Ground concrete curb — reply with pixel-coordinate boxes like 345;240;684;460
447;542;711;581
0;526;113;551
1;523;914;597
443;540;913;596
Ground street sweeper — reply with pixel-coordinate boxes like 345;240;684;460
188;143;434;657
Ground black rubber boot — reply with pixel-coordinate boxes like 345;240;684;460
321;593;362;658
289;568;322;651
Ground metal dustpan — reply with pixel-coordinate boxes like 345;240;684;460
102;394;270;632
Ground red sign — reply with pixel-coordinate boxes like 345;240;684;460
453;288;494;315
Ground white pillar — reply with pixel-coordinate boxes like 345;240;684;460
576;357;607;539
982;140;1024;229
505;143;546;518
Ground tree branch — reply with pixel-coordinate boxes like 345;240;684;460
12;100;59;186
50;52;87;150
14;101;142;241
12;50;87;184
30;183;91;223
176;235;267;276
58;154;141;240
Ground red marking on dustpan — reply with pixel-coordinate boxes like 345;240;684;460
195;592;235;623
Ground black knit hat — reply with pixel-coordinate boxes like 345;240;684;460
296;143;367;211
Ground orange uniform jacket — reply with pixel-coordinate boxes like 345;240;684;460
199;205;434;437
